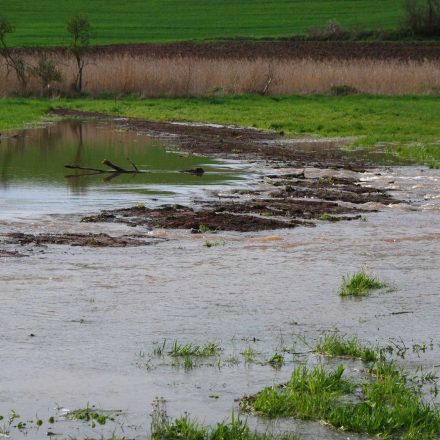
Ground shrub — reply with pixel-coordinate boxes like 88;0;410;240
403;0;440;36
328;84;359;96
29;57;62;96
306;20;350;40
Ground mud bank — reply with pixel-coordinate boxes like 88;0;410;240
17;110;399;237
7;232;163;247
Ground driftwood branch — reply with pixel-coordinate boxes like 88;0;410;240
127;157;139;172
64;165;108;173
102;159;129;172
64;157;143;175
64;159;206;180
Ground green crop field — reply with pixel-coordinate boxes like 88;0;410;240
0;0;404;47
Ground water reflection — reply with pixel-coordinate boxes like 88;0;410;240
0;120;245;216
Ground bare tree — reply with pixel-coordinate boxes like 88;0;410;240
67;13;92;93
0;16;27;93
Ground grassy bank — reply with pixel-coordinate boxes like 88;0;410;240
0;0;403;47
1;95;439;165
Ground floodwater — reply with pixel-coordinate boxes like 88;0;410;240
0;123;439;440
0;120;248;219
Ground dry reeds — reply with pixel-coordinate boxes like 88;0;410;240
1;53;440;97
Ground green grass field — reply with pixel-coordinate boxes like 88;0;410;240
1;95;439;166
0;0;404;47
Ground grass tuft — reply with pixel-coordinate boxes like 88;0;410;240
339;270;388;296
314;332;378;362
168;340;221;358
247;364;354;419
66;405;121;425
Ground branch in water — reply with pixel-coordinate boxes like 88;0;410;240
64;157;142;174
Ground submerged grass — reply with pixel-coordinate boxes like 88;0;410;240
168;341;221;357
314;332;378;362
243;337;440;439
151;414;298;440
151;398;298;440
339;270;388;296
327;363;440;439
66;405;121;426
267;353;285;369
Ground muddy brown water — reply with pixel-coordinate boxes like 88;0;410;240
0;121;439;439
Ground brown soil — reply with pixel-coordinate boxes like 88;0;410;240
80;183;379;232
20;41;440;61
81;206;309;232
7;232;160;247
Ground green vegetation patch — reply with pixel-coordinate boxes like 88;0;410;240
0;99;56;132
339;270;389;296
315;332;378;362
0;0;403;47
66;405;122;426
327;362;440;439
244;365;354;419
168;340;222;357
242;361;440;439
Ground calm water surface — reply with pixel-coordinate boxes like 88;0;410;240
0;120;250;218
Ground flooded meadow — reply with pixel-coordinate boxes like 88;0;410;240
0;118;439;439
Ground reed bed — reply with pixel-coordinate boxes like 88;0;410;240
1;54;440;97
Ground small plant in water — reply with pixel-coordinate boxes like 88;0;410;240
152;339;167;357
268;353;284;368
241;346;257;364
339;269;388;296
319;212;333;221
203;239;224;248
199;224;217;234
66;404;121;425
168;340;221;357
314;332;377;362
151;401;294;440
183;355;194;371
